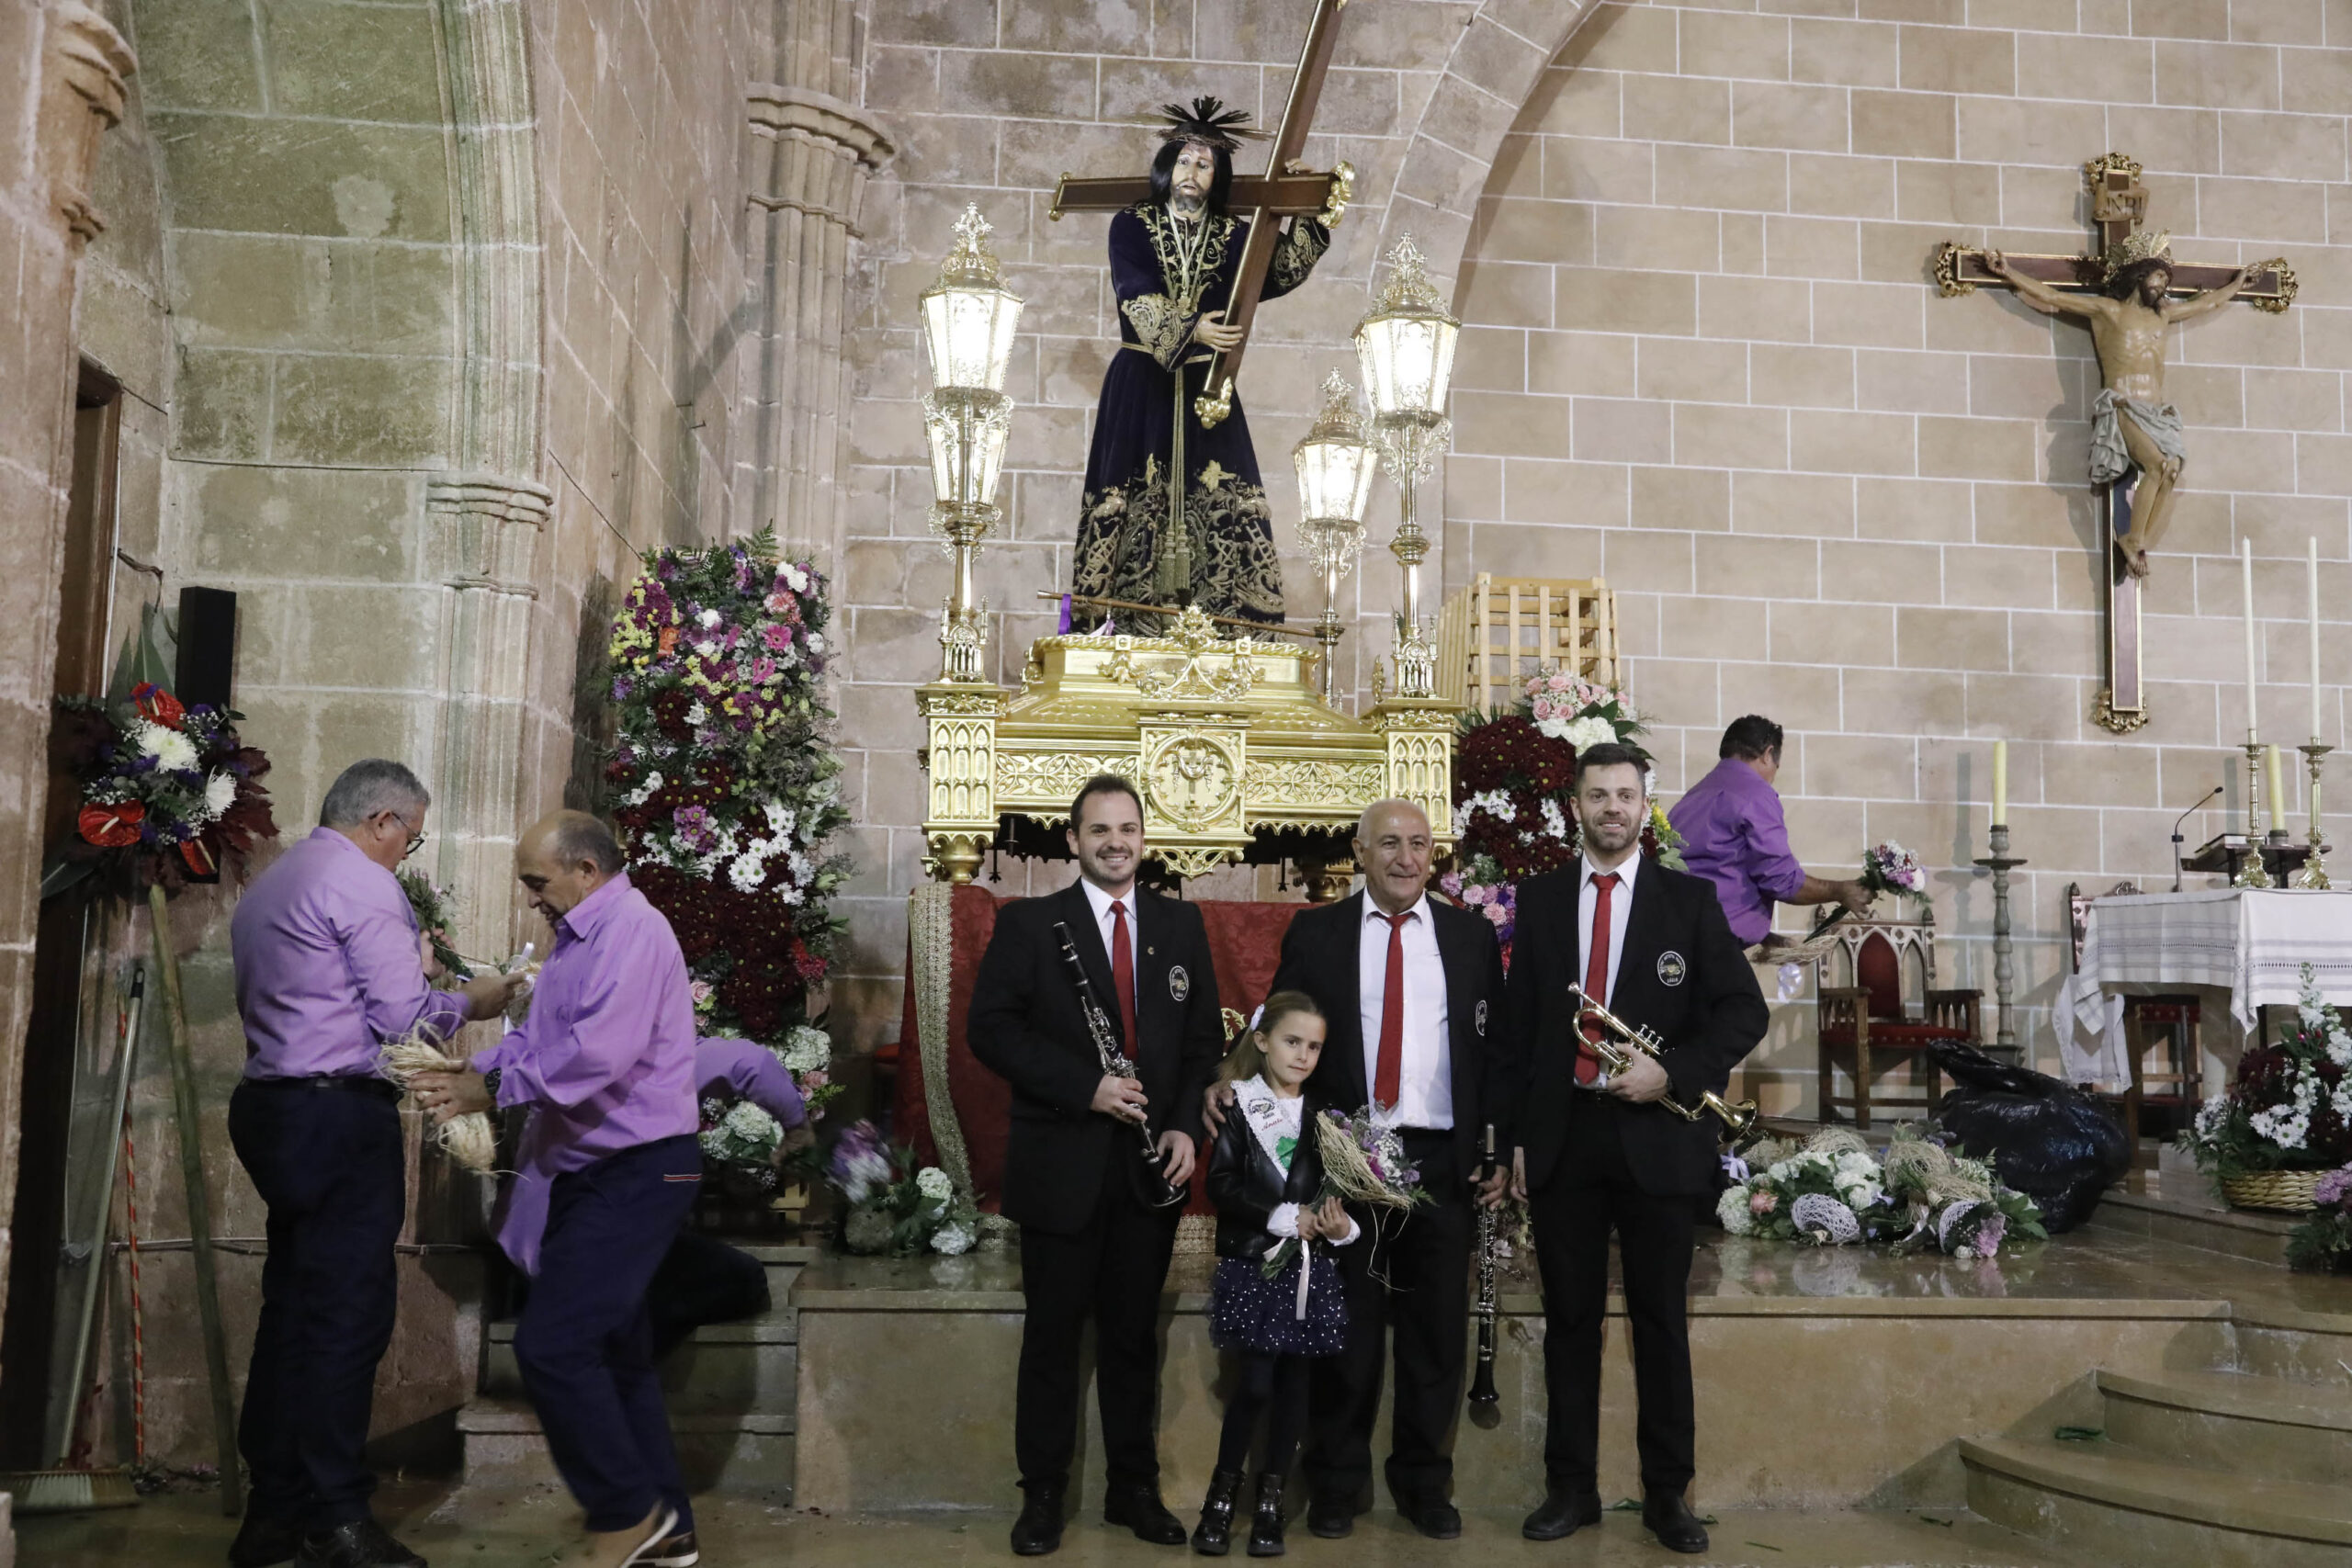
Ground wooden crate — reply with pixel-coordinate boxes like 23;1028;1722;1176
1435;573;1617;715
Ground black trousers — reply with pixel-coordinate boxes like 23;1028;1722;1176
1014;1142;1181;1495
1303;1129;1470;1509
228;1077;406;1529
648;1230;772;1359
1529;1096;1698;1495
515;1134;702;1533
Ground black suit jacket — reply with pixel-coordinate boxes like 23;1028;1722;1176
1262;891;1509;1175
1502;858;1769;1198
1204;1088;1330;1261
968;881;1223;1235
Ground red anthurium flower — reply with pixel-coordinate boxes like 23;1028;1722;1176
79;801;144;847
131;682;187;728
180;839;219;876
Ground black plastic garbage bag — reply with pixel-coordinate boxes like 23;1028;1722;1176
1928;1042;2132;1234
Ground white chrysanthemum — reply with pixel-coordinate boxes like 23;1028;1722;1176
1540;798;1570;841
722;1100;781;1144
202;770;239;821
1715;1185;1756;1236
931;1222;974;1256
622;770;664;807
783;564;810;592
1561;716;1619;753
728;853;766;893
763;799;796;835
136;720;199;774
782;1026;831;1074
917;1167;953;1201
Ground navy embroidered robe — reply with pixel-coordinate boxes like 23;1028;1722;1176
1071;203;1330;629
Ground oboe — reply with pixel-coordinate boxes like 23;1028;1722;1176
1052;921;1187;1212
1467;1122;1500;1420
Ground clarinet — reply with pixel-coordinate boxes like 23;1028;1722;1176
1468;1122;1500;1413
1052;921;1187;1213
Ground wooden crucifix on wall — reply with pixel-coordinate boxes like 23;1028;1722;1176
1936;152;2296;734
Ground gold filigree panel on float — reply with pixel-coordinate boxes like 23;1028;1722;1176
917;605;1459;884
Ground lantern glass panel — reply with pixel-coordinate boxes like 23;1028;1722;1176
922;393;1012;510
921;287;1022;394
1355;313;1459;420
1295;434;1375;525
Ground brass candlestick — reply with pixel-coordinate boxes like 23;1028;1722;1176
1972;822;2027;1054
2300;741;2334;889
2237;740;2275;887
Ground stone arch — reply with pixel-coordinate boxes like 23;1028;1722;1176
1368;0;1604;295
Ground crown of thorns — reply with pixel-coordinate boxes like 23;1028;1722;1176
1157;96;1266;152
2101;228;2172;278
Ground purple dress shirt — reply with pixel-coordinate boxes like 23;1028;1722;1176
231;826;469;1079
695;1036;807;1129
1666;757;1808;946
475;873;697;1274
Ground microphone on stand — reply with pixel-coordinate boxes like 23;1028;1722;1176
2172;785;2223;892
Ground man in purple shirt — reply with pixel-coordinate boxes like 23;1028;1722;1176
1667;716;1873;951
414;810;698;1568
226;759;520;1568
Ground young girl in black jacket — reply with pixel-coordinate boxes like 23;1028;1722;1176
1193;991;1358;1557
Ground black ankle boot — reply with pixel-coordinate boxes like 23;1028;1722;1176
1192;1468;1244;1556
1246;1472;1285;1557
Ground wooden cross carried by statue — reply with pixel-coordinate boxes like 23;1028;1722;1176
1049;0;1355;431
1936;152;2296;734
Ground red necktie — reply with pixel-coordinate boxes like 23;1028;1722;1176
1111;899;1138;1061
1577;872;1621;1085
1374;909;1414;1111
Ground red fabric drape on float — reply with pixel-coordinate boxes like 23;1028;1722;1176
895;883;1308;1213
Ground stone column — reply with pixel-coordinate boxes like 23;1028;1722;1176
427;0;544;960
0;4;134;1450
741;53;893;563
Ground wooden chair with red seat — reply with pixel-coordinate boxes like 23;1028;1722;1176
1815;912;1981;1130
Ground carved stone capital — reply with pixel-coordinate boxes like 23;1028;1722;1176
746;85;895;233
425;472;551;596
42;1;136;247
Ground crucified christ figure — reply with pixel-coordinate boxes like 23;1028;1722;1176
1984;245;2257;578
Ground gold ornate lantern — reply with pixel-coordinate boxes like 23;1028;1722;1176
1354;236;1459;701
1292;371;1376;702
919;207;1023;684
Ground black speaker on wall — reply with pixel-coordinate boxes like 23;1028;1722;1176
175;585;237;709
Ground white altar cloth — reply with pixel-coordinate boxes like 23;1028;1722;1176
2058;887;2352;1087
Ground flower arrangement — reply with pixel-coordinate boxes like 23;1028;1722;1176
2286;1166;2352;1270
1262;1105;1430;1277
2177;964;2352;1187
824;1120;979;1257
399;870;472;979
1716;1126;2046;1260
604;529;852;1153
1447;666;1681;964
44;681;277;899
1860;841;1931;912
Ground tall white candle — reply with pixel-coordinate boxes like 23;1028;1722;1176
2312;536;2324;743
2244;538;2260;744
1991;739;2007;827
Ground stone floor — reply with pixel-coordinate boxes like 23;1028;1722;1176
21;1483;2103;1567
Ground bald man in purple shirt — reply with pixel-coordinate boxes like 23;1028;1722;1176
1666;716;1873;952
416;810;700;1568
227;759;521;1568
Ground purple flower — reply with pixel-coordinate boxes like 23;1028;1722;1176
673;806;718;852
761;624;794;653
612;675;635;701
2318;1165;2352;1207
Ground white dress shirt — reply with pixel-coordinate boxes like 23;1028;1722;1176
1576;850;1640;1088
1358;892;1452;1130
1080;876;1143;1019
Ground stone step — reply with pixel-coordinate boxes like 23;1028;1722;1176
481;1313;797;1414
1962;1434;2352;1568
2226;1308;2352;1393
458;1395;794;1503
2098;1367;2352;1488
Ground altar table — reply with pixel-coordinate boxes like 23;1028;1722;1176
2058;887;2352;1087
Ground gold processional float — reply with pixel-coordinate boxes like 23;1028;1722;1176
909;207;1617;894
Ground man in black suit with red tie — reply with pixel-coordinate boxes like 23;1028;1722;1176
1502;743;1768;1555
970;774;1225;1557
1237;797;1508;1540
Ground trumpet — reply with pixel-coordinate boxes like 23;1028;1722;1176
1052;921;1187;1212
1566;982;1765;1151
